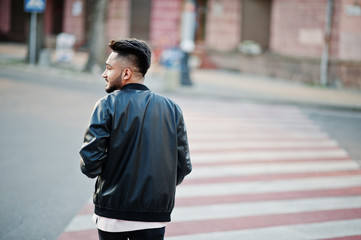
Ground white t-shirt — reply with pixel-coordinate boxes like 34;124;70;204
93;214;167;232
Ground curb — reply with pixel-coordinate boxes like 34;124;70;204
1;61;361;112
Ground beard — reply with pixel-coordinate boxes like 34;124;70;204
105;72;123;93
105;84;116;93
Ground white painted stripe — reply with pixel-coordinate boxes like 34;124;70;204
188;161;358;179
177;175;361;197
189;140;338;150
184;112;309;119
181;104;305;114
188;132;330;140
186;118;313;125
186;115;312;122
184;113;312;121
186;114;314;120
187;119;313;126
181;103;304;110
172;196;361;222
191;149;349;163
187;121;319;128
64;195;361;233
186;125;320;132
166;219;361;240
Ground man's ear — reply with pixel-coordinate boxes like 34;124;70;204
122;68;132;81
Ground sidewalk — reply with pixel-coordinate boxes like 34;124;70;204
186;70;361;111
1;42;361;111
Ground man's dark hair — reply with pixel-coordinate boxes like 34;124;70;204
109;38;151;76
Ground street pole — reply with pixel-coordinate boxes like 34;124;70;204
29;12;37;65
179;0;196;86
320;0;333;86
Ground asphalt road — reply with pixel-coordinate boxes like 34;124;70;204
304;108;361;165
0;68;104;240
0;66;360;240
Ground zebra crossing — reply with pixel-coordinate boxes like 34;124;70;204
58;98;361;240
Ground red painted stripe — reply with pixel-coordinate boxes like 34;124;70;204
76;171;361;215
190;138;331;142
77;187;361;215
175;187;361;207
192;157;352;167
320;235;361;240
183;170;361;185
58;229;98;240
190;146;341;153
165;208;361;237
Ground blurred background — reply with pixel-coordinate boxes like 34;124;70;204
1;1;361;240
1;0;361;88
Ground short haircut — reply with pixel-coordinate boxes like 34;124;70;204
108;38;151;76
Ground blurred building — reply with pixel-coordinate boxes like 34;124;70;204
0;0;360;88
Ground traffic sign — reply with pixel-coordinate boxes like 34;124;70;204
24;0;46;13
24;0;47;64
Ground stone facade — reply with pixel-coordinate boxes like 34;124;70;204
270;0;332;58
0;0;360;88
150;0;182;48
62;0;86;46
205;0;241;51
107;0;130;41
338;0;361;61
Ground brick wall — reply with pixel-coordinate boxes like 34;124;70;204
330;61;361;88
63;0;86;46
62;0;133;47
43;0;56;36
107;0;130;41
338;0;361;61
205;0;241;51
270;0;330;58
150;0;182;48
210;52;361;89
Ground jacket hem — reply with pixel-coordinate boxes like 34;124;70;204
94;206;171;222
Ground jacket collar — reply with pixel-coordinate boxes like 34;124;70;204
121;83;149;91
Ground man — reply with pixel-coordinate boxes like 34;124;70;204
79;38;192;240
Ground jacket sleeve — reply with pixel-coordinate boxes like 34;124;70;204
176;112;192;185
79;98;111;178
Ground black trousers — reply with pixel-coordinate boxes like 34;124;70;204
97;227;165;240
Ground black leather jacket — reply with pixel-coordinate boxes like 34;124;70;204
79;84;191;222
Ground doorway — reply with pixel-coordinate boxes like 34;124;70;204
195;0;207;43
130;0;151;40
241;0;271;49
51;0;64;35
10;0;28;42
